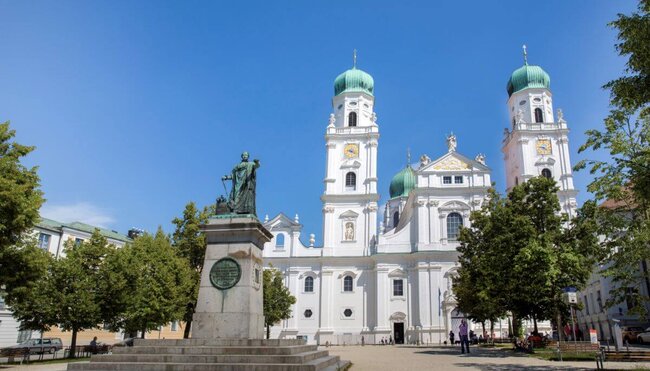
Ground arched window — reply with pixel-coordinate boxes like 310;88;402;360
304;276;314;293
393;211;399;228
534;108;544;123
345;172;356;190
348;112;357;127
446;212;463;241
541;168;552;179
275;233;285;247
343;276;353;292
515;177;519;186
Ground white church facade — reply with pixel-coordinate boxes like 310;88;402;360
261;52;578;345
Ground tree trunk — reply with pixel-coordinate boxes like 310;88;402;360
266;325;271;340
141;326;146;339
481;322;486;338
69;328;78;359
490;320;495;343
183;318;192;339
533;314;538;335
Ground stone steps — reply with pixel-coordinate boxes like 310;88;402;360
68;356;343;371
113;345;318;355
88;350;329;364
67;339;348;371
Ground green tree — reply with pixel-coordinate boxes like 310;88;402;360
104;228;193;338
0;121;44;287
575;0;650;317
456;179;600;338
171;202;209;338
263;266;296;339
50;231;113;358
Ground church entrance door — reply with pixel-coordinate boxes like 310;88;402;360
393;322;404;344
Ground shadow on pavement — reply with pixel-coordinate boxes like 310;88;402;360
414;347;529;359
454;363;593;371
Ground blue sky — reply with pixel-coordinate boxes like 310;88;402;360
0;1;638;244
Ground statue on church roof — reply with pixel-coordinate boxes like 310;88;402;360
221;152;260;216
557;108;565;124
475;153;486;165
516;109;525;124
419;154;431;167
446;133;457;152
328;113;336;127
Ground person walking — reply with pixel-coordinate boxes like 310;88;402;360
459;320;470;354
449;331;455;346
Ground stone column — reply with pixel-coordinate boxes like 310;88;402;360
192;216;272;339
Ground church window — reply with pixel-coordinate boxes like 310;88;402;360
304;276;314;293
338;104;343;110
443;176;452;184
515;177;519;186
393;211;399;228
304;309;313;318
345;172;356;190
541;168;552;179
343;308;353;317
393;279;404;296
275;233;285;247
343;276;353;292
534;108;544;123
38;233;51;250
454;176;463;184
446;213;463;241
348;112;357;127
519;100;526;105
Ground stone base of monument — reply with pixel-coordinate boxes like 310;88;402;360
66;338;349;371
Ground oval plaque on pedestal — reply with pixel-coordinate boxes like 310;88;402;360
209;257;241;290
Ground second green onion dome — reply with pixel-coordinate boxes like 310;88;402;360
506;63;550;97
334;67;374;96
389;166;416;199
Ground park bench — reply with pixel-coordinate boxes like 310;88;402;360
0;347;31;364
604;350;650;362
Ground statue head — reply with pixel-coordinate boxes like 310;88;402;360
241;152;249;161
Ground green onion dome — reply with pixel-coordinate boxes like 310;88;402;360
507;64;550;97
389;166;416;199
334;67;374;96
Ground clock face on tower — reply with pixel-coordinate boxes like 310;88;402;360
536;139;552;155
344;143;359;158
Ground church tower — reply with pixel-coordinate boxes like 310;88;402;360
502;46;578;218
321;54;379;256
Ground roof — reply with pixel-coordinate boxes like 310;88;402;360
507;63;550;97
334;67;374;96
36;218;131;243
389;166;417;199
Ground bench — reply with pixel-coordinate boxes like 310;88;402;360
604;350;650;362
0;347;31;364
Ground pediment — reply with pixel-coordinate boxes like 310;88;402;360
339;210;359;219
535;157;556;166
340;159;362;169
439;201;471;211
419;151;490;173
265;213;301;230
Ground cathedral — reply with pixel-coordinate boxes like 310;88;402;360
261;52;578;345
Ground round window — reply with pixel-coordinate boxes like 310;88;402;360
344;309;353;317
519;100;526;105
533;97;542;103
349;101;357;106
304;309;313;318
338;104;343;110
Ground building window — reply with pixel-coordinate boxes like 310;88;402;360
584;296;590;315
304;309;313;318
443;176;452;184
171;321;178;331
393;279;404;296
0;293;5;310
275;233;285;247
597;290;603;313
446;213;463;241
343;308;353;317
454;176;463;184
625;287;639;311
304;276;314;293
534;108;544;123
74;238;84;246
343;276;353;292
393;211;399;228
541;168;552;179
515;177;519;186
348;112;357;127
345;172;356;190
37;233;51;250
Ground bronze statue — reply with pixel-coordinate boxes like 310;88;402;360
221;152;260;216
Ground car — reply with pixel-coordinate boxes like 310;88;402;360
0;337;63;354
622;326;646;344
636;327;650;344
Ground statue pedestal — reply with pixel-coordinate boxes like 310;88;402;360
192;215;272;339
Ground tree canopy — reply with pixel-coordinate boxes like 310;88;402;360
263;266;296;339
575;0;650;317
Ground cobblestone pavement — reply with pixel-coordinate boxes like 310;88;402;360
3;345;650;370
325;345;650;370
